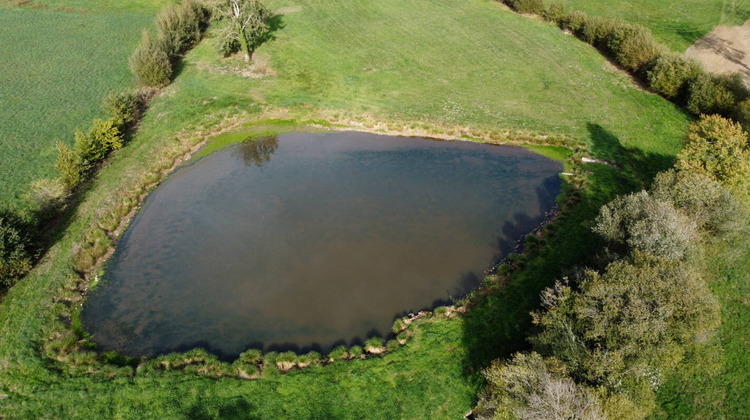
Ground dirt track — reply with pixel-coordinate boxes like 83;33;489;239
686;20;750;87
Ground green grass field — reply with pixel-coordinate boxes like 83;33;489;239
0;3;164;209
4;0;750;418
561;0;750;51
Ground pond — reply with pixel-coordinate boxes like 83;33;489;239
81;131;563;358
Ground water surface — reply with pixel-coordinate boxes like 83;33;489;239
82;131;562;358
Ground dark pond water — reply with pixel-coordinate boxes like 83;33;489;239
81;131;562;359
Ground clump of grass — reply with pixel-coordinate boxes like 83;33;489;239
434;306;449;318
397;331;409;345
392;318;406;334
297;351;320;368
386;340;400;352
348;345;363;359
327;345;348;363
364;337;385;355
276;351;298;372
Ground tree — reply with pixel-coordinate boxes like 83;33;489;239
593;191;697;260
651;169;746;239
530;252;720;403
676;114;750;202
475;352;605;420
213;0;271;62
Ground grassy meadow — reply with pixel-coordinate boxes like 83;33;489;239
560;0;750;51
0;2;165;209
5;0;750;418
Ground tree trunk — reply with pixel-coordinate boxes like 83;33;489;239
238;26;252;62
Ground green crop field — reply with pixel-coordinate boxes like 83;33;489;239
3;0;750;418
0;3;164;209
560;0;750;51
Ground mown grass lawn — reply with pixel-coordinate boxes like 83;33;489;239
561;0;750;51
0;0;718;418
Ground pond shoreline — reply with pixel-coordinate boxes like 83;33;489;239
51;116;577;378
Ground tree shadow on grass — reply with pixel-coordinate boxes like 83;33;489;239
586;122;675;188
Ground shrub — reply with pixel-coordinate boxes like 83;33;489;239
27;178;69;218
474;352;605;420
55;143;84;190
593;191;697;260
646;53;703;100
686;73;749;116
606;24;662;72
676;114;750;201
530;253;720;404
543;1;565;24
506;0;543;14
579;16;619;49
0;210;35;288
733;98;750;132
651;170;746;238
562;10;588;34
74;119;123;165
102;91;142;130
130;30;173;87
156;0;209;59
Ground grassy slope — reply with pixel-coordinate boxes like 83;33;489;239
561;0;750;51
0;2;165;209
653;238;750;419
0;0;695;417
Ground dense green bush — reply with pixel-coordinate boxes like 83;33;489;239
474;352;605;420
593;191;697;260
676;114;750;202
531;253;719;409
55;143;85;190
579;15;618;48
130;30;173;87
543;1;565;23
561;10;588;33
606;24;662;72
651;170;746;238
156;0;210;59
646;52;703;100
0;210;35;288
74;119;123;165
732;97;750;132
686;73;749;116
505;0;543;14
102;90;143;130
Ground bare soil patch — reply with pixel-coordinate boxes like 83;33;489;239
686;20;750;87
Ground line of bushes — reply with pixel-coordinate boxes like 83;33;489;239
474;115;750;419
501;0;750;131
130;0;210;87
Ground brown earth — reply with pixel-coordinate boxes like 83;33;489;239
686;20;750;87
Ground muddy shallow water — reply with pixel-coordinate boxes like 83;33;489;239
81;131;562;358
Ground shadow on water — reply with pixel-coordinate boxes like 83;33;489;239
459;123;671;377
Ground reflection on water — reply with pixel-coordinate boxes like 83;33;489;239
81;131;562;359
232;135;278;167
